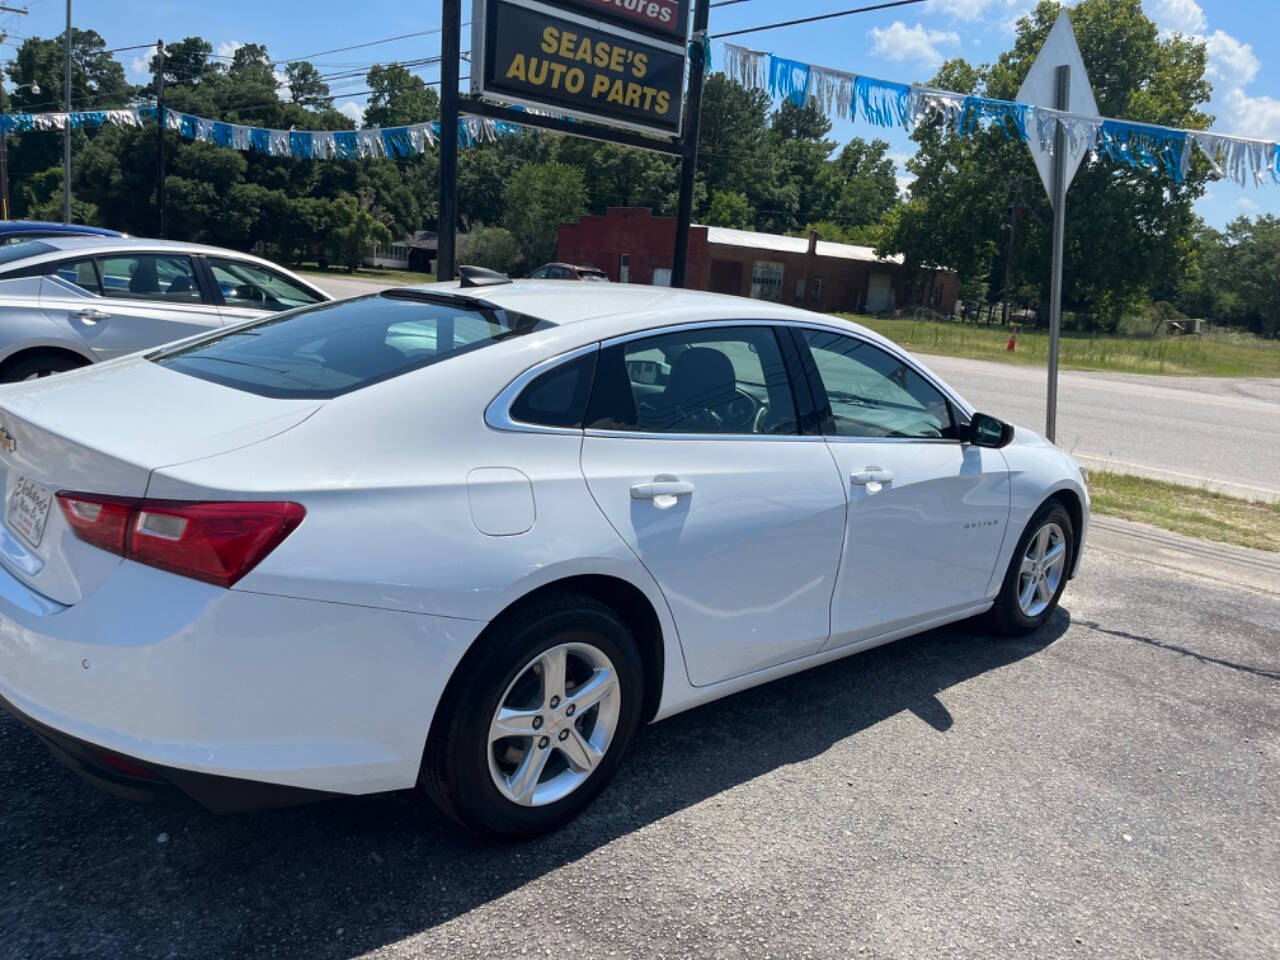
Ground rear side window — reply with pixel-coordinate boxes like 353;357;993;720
154;292;547;399
98;254;203;303
509;351;598;428
586;325;798;435
49;257;102;294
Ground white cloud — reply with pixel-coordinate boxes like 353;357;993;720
126;43;159;82
216;40;244;60
870;21;961;67
896;173;916;197
338;101;365;127
1234;195;1260;213
1145;0;1205;34
925;0;997;20
1203;30;1258;86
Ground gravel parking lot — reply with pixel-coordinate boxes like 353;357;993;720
3;547;1277;960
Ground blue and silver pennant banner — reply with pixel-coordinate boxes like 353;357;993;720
721;42;1280;189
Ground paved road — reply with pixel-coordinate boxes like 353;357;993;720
3;533;1277;959
920;354;1280;502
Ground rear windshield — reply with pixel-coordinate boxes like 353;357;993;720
153;291;548;399
0;239;55;264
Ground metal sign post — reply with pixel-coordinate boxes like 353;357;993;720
671;0;709;287
1015;12;1098;444
438;0;462;282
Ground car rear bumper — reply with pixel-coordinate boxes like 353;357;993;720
0;557;484;805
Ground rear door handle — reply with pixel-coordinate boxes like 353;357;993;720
75;308;110;324
630;479;695;500
850;467;894;485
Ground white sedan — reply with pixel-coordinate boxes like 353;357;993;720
0;273;1087;838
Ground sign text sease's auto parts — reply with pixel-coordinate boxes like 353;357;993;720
473;0;689;137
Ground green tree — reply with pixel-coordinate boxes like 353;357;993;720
463;226;524;276
326;193;393;271
285;61;332;108
365;64;440;127
707;189;752;229
816;138;899;230
502;161;588;271
883;0;1211;331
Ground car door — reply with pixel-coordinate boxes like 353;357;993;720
39;252;224;361
792;326;1010;649
579;322;848;687
202;256;327;325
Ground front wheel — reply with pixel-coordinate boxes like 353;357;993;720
988;501;1074;635
420;591;643;839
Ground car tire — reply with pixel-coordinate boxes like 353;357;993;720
988;500;1074;636
420;590;644;840
2;351;88;383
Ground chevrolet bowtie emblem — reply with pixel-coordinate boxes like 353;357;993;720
0;426;15;454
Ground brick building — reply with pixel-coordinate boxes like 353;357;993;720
556;207;958;315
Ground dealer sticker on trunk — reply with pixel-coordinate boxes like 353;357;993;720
7;475;53;549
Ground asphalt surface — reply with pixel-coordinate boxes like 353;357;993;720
310;274;1280;501
2;543;1277;959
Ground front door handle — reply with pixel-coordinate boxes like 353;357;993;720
630;479;696;500
850;467;894;485
74;308;110;324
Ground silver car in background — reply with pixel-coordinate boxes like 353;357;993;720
0;237;330;381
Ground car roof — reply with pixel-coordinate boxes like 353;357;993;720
388;278;882;339
16;235;236;256
0;221;123;237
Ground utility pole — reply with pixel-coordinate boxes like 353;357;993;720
155;39;165;237
62;0;71;223
671;0;710;288
1001;178;1024;327
1045;64;1069;443
436;0;460;282
0;8;30;221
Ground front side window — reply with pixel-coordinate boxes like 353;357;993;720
155;292;546;399
98;254;203;303
801;328;956;440
207;257;322;311
587;325;797;436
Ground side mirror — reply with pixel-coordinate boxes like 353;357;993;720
967;412;1014;448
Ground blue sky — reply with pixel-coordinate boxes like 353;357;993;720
3;0;1275;226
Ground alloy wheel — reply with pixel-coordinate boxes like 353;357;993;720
487;641;621;807
1017;521;1067;618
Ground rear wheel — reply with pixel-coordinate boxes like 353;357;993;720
988;501;1074;635
420;591;643;839
2;351;88;383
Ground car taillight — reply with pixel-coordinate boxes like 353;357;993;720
56;494;305;588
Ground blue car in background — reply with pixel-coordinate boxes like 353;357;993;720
0;220;125;245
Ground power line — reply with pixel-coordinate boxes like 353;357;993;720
709;0;929;40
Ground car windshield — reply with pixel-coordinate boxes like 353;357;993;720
0;239;55;263
153;291;548;399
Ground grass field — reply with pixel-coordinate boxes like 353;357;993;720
1088;471;1280;552
296;265;435;287
840;314;1280;378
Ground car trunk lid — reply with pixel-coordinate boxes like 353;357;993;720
0;358;320;605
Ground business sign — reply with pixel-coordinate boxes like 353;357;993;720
472;0;687;137
552;0;688;42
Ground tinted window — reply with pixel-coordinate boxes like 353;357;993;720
50;258;102;294
207;257;322;311
0;239;55;265
586;326;797;435
98;254;203;303
509;351;598;428
155;292;546;399
801;329;955;439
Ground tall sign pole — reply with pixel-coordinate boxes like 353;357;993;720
1044;65;1069;442
155;39;166;238
671;0;709;288
438;0;461;282
1015;11;1098;445
62;0;72;223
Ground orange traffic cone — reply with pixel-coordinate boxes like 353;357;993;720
1007;331;1017;351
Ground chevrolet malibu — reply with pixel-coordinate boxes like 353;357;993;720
0;273;1088;838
